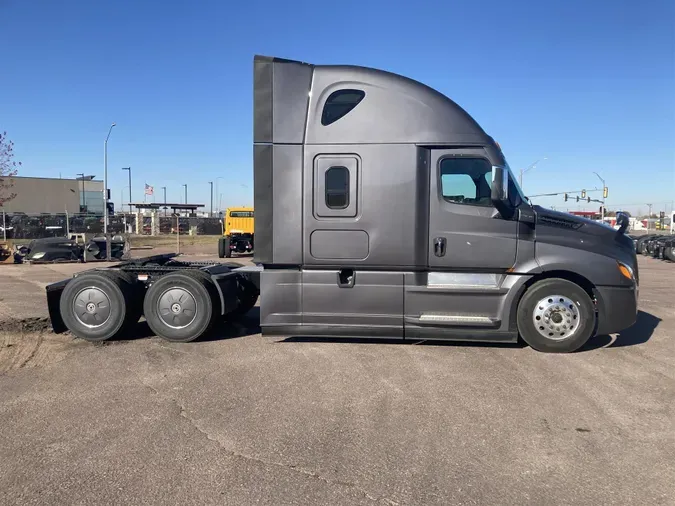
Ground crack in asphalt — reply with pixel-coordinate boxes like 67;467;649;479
176;403;399;504
138;376;400;504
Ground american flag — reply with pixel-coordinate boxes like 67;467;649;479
144;183;154;196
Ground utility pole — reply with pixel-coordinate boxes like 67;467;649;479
593;171;607;223
647;203;652;231
209;181;213;217
183;184;188;205
161;186;167;216
122;167;131;212
104;122;116;261
214;176;225;214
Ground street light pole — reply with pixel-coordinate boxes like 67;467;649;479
209;181;213;217
519;157;547;189
593;171;606;222
122;167;131;212
104;122;116;260
183;184;188;205
161;186;167;216
76;173;85;211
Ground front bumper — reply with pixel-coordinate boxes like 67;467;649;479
594;284;638;336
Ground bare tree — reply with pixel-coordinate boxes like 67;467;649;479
0;131;21;207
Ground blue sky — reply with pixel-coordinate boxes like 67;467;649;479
2;0;674;216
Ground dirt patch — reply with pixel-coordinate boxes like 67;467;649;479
0;317;53;333
0;330;90;373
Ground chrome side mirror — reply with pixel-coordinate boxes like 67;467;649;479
491;165;514;219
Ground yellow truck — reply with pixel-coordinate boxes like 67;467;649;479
218;207;254;258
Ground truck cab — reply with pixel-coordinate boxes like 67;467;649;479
253;55;638;353
218;207;254;258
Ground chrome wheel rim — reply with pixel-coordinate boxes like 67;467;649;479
73;287;112;328
532;295;580;341
157;288;197;329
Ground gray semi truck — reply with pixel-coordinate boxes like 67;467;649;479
44;54;639;353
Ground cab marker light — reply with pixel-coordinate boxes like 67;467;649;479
617;262;634;281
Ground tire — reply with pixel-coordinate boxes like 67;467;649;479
143;270;220;342
225;277;260;320
218;237;226;259
664;247;675;262
517;278;596;353
59;271;141;342
224;237;232;258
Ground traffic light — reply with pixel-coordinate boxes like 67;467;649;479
603;186;608;199
576;196;580;202
564;193;568;201
599;206;604;214
587;196;591;203
581;189;586;198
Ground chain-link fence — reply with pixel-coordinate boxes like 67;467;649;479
0;212;223;240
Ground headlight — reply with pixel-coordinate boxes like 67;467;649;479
30;252;46;259
617;261;635;282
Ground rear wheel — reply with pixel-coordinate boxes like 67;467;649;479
218;237;226;258
226;277;259;320
59;271;141;342
143;271;220;342
517;278;595;353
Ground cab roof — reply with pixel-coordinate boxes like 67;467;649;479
254;55;494;146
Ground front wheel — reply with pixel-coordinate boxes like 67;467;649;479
517;278;596;353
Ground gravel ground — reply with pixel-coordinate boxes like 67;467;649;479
0;256;673;505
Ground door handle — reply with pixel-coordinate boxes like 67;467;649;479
434;237;446;257
337;268;355;288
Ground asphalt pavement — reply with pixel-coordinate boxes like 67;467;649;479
0;256;673;505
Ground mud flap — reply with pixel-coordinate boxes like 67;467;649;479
45;279;70;333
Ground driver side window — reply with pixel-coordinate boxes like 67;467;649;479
440;158;492;207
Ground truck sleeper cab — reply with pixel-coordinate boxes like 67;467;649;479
253;55;638;353
43;55;638;353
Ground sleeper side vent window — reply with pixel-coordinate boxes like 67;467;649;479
321;89;365;126
325;166;349;209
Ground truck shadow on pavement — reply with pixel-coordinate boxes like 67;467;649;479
104;307;263;343
580;310;661;351
279;310;661;352
112;308;660;351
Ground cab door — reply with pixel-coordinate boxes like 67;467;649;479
428;148;517;271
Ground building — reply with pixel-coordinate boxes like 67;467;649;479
1;176;105;214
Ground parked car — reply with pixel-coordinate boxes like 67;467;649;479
15;234;128;263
